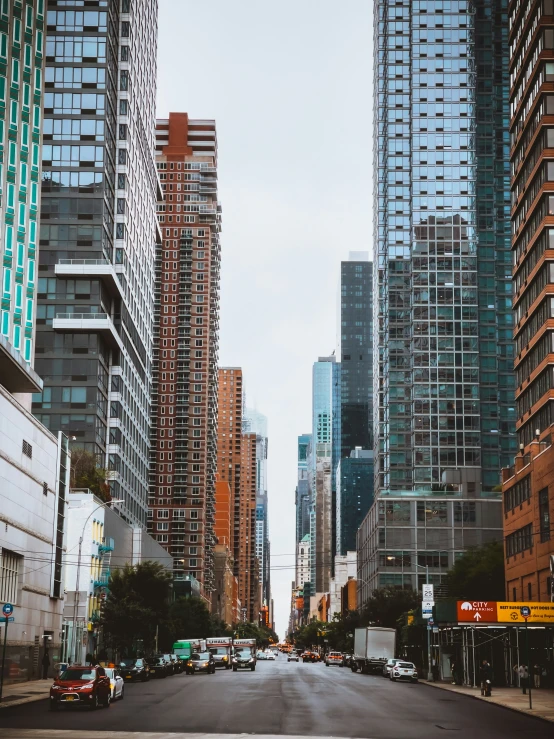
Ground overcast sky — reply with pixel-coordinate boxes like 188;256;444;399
157;0;373;638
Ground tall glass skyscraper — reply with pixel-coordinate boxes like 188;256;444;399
339;253;373;458
309;356;340;589
33;1;159;526
374;0;516;495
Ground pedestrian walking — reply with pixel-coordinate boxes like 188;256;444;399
451;660;457;685
41;651;50;679
533;663;541;689
479;660;492;696
518;664;529;694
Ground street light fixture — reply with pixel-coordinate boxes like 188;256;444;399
70;498;123;665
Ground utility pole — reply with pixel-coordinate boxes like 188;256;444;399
0;618;9;701
425;565;432;681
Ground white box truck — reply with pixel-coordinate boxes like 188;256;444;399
352;627;396;674
206;637;232;669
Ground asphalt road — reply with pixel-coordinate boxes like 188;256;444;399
0;658;551;739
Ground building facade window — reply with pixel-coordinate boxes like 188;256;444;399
539;488;550;543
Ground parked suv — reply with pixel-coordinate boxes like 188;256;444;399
49;666;111;711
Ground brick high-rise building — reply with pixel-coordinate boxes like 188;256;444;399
148;113;221;596
216;368;259;621
216;367;243;569
211;476;238;625
502;0;554;602
240;431;258;622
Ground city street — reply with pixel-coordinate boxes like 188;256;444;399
0;658;551;739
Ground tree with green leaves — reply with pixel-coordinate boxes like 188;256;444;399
169;596;214;641
443;540;505;601
360;587;421;629
70;448;111;502
232;621;278;647
292;620;326;650
101;561;172;656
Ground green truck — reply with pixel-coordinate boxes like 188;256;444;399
172;638;206;662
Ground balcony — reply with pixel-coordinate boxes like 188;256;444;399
53;313;123;352
98;537;114;554
55;259;124;299
93;573;110;588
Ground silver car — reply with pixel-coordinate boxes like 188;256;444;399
390;661;418;683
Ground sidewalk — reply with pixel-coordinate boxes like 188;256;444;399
0;679;52;709
424;680;554;723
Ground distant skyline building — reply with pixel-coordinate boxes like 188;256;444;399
243;407;270;607
240;431;259;622
336;448;374;556
311;356;341;581
216;368;243;584
339;254;373;458
34;0;160;527
148;113;221;597
295;433;311;548
373;0;516;495
296;534;310;590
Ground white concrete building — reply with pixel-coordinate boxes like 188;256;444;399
296;534;311;589
63;491;172;664
329;551;357;619
0;385;69;681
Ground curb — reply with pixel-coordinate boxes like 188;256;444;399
422;680;554;724
0;694;50;710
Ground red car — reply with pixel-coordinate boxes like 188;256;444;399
49;666;111;710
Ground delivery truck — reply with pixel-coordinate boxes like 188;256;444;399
351;627;396;674
172;638;207;662
232;638;257;671
206;637;233;669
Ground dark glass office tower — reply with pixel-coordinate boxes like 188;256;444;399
339;254;373;459
33;1;159;526
374;0;516;495
295;433;311;546
336;448;374;555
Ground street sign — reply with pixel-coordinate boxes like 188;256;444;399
520;606;531;619
422;584;434;602
1;604;13;617
457;601;498;622
428;618;434;626
497;602;554;624
422;601;434;611
0;617;14;623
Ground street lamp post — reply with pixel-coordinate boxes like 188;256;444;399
70;498;123;665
